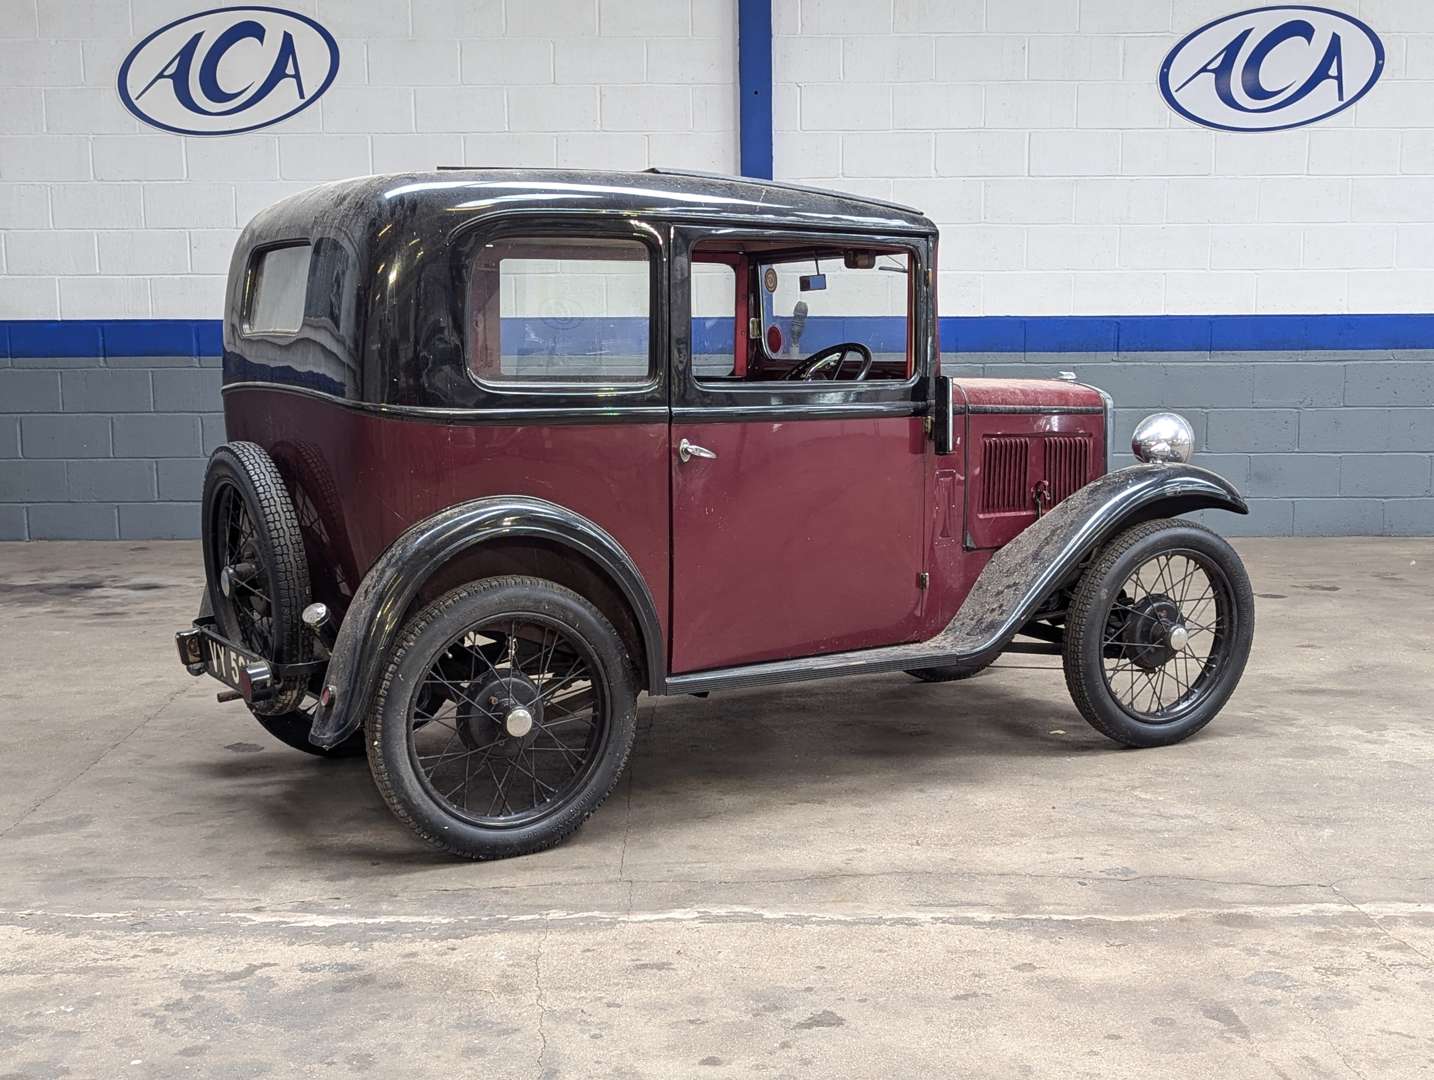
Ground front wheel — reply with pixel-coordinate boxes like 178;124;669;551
367;577;638;860
1063;518;1254;748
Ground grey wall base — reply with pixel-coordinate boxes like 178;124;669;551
3;350;1433;539
1;355;221;541
953;348;1434;537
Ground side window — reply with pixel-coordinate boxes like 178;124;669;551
692;260;737;379
246;243;311;335
690;240;913;385
466;236;651;386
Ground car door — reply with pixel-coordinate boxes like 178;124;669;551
667;226;932;674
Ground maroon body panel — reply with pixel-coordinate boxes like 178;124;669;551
965;412;1106;549
225;381;1106;681
670;416;928;672
223;388;672;640
955;379;1106;550
919;448;991;642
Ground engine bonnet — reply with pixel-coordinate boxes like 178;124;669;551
952;377;1106;411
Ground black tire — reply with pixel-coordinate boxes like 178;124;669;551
1063;518;1254;748
905;664;987;683
252;697;366;759
367;576;638;860
201;441;313;715
273;439;357;602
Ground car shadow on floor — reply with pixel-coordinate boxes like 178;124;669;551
183;669;1207;869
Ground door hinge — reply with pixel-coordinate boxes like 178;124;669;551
917;571;929;590
922;415;933;436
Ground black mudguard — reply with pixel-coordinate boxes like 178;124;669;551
935;461;1247;659
307;496;664;750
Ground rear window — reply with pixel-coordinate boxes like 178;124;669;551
466;236;652;385
246;243;311;335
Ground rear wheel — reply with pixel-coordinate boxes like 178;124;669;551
367;577;638;860
201;441;312;716
1063;519;1253;748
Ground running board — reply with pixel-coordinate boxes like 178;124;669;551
659;464;1246;697
663;638;991;695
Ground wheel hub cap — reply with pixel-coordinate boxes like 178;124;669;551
457;670;544;756
1121;594;1185;670
220;560;258;600
505;705;534;738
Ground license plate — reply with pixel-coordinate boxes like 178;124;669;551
177;626;275;703
201;632;263;693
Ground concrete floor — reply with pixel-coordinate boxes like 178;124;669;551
0;538;1431;1079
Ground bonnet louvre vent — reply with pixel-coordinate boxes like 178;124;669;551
1046;435;1092;504
982;436;1030;513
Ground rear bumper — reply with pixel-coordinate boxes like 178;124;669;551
175;616;324;706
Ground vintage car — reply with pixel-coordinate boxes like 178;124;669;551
175;168;1254;860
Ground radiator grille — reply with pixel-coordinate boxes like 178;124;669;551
982;436;1030;513
1046;435;1092;504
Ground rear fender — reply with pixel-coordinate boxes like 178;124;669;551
307;496;664;750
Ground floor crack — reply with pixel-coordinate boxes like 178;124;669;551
533;921;551;1078
618;746;635;886
1331;883;1434;965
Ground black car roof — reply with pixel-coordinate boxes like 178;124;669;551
256;167;935;238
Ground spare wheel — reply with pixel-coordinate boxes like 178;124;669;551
201;440;313;716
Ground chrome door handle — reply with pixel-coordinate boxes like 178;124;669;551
678;438;717;463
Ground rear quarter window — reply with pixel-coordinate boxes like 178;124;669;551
246;243;312;335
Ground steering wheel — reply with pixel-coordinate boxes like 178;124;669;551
783;342;874;382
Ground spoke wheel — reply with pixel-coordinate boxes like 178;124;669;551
1099;549;1232;723
410;614;609;828
201;441;312;716
368;577;637;860
1063;518;1254;748
212;482;277;656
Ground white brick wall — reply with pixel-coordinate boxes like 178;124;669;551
775;0;1434;315
5;0;1434;321
0;0;738;319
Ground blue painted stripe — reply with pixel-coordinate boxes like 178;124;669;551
941;314;1434;353
7;313;1434;361
7;319;103;358
736;0;773;180
0;318;214;359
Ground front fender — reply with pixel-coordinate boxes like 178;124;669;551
946;462;1247;662
307;496;664;750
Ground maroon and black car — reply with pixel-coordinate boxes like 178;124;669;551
175;168;1254;860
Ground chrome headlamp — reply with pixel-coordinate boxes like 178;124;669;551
1131;412;1195;464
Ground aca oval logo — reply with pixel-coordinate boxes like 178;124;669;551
1160;6;1383;133
118;6;339;136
